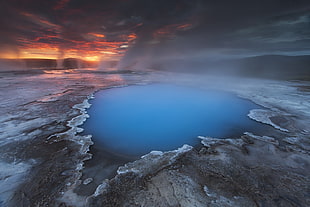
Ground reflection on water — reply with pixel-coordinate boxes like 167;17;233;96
83;84;262;156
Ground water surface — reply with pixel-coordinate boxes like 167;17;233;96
83;84;260;156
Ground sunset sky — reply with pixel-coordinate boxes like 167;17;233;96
0;0;309;62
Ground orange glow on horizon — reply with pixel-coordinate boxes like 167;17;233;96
1;41;125;61
0;49;112;62
84;56;100;61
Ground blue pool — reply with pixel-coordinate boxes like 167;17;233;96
82;84;260;156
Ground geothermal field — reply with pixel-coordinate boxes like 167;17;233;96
0;0;309;206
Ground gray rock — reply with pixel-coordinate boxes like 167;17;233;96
87;136;310;207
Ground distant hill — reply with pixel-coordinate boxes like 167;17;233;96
233;55;310;80
0;58;99;70
149;55;310;80
61;58;99;69
1;55;309;80
23;59;57;69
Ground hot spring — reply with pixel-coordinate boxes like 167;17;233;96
82;84;261;156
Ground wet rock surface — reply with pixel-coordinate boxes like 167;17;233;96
0;69;143;206
0;69;309;206
87;136;309;207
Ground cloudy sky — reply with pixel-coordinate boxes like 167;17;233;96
0;0;309;62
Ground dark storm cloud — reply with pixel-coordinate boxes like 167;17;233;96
118;0;310;69
0;0;309;60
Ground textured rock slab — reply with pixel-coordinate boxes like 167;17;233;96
87;136;310;207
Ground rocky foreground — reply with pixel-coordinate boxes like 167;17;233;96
0;69;309;206
87;135;309;207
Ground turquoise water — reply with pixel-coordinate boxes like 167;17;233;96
83;84;260;156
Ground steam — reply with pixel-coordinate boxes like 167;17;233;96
56;49;65;69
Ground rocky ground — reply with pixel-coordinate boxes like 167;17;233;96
0;69;309;207
87;136;309;207
0;68;144;206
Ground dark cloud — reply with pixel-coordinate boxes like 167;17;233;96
0;0;309;62
118;0;310;69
